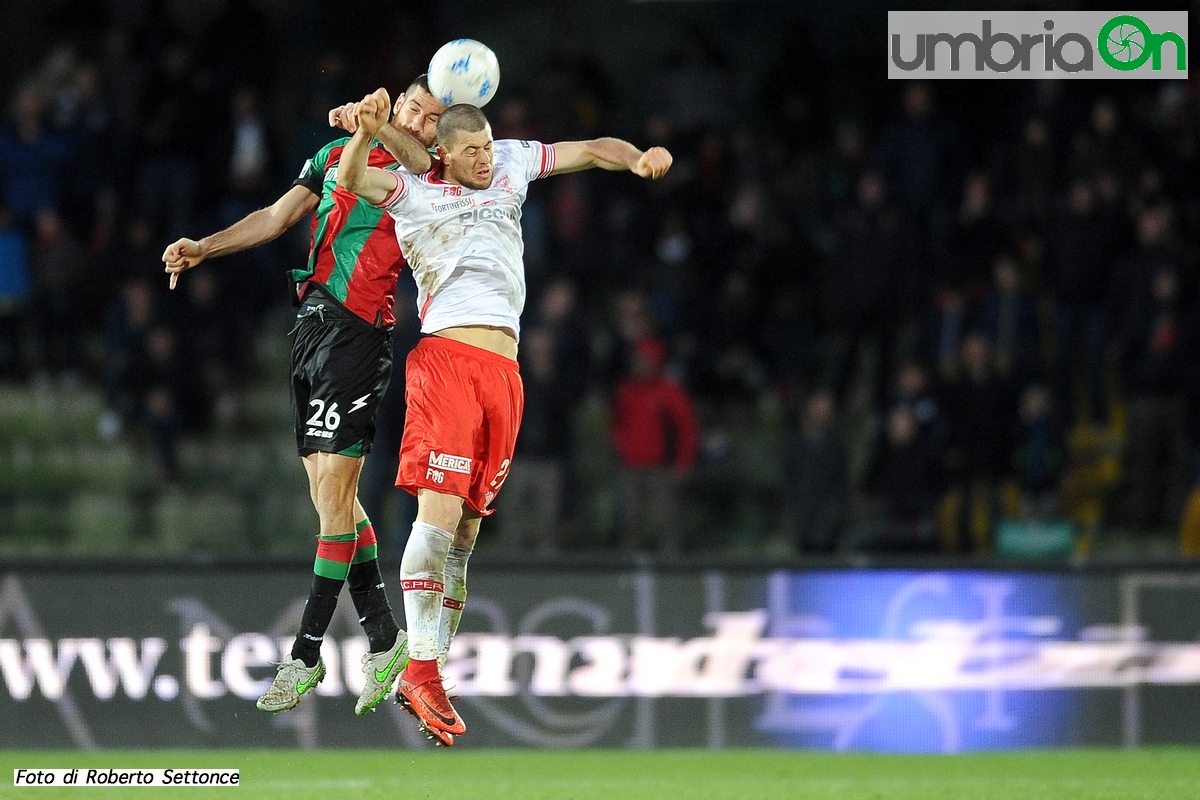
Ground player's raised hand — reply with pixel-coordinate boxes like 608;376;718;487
632;147;673;180
328;102;361;133
357;88;391;135
162;238;205;290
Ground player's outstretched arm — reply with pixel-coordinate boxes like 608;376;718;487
329;100;433;174
161;184;318;290
375;125;433;174
336;89;400;206
548;138;672;179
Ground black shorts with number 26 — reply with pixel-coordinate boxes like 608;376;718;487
290;285;392;458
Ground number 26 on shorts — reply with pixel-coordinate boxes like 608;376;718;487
307;399;341;431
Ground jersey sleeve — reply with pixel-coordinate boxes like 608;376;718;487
292;140;341;197
375;171;410;214
507;139;556;182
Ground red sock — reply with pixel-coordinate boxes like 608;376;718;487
404;657;440;684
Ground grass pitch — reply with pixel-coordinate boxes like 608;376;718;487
2;749;1197;799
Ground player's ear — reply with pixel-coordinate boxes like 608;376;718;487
393;94;405;116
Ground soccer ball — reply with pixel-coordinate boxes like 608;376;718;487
427;39;500;108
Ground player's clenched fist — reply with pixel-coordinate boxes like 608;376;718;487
632;146;672;180
162;238;206;289
356;89;391;136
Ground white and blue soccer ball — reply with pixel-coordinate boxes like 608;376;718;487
427;39;500;107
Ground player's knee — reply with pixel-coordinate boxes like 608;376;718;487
314;468;358;519
417;488;466;532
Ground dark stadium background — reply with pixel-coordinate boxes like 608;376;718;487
0;0;1195;562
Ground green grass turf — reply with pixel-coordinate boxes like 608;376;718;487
1;749;1198;799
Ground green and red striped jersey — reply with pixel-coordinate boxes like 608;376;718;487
292;138;405;327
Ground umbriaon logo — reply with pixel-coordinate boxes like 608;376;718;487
1098;15;1185;71
888;11;1188;79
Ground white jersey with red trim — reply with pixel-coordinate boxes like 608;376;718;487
375;138;556;341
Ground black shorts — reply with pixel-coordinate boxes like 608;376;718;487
290;286;392;458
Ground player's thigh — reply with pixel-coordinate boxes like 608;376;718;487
397;342;484;502
304;323;391;456
312;451;365;493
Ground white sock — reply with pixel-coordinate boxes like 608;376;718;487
400;521;453;662
438;546;472;666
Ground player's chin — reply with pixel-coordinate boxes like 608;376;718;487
465;173;493;190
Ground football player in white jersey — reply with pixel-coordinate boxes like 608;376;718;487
337;88;671;745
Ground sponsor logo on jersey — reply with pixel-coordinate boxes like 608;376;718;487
458;206;518;224
429;451;472;474
325;166;339;182
306;428;336;439
442;185;463;197
430;197;476;214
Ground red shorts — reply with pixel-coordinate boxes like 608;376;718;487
396;336;524;515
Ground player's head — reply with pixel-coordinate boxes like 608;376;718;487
437;104;493;190
391;75;446;149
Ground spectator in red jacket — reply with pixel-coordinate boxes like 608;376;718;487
611;336;698;555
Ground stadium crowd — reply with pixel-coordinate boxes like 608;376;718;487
0;8;1197;557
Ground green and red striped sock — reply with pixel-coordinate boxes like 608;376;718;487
291;531;357;667
348;518;399;653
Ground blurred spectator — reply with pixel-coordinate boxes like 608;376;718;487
1070;97;1139;183
1118;253;1193;530
976;254;1042;388
132;325;186;484
53;62;116;216
497;328;573;552
603;288;655;389
611;337;698;556
0;205;30;379
695;270;765;406
875;82;963;224
30;208;84;378
223;87;272;204
820;170;907;401
889;360;945;452
944;170;1007;294
1044;178;1113;427
96;27;143;167
653;25;735;136
942;331;1017;553
783;389;849;554
1014;117;1055;226
175;269;238;431
1012;384;1066;516
100;278;156;440
919;286;968;383
136;42;203;239
864;405;942;553
0;85;74;224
